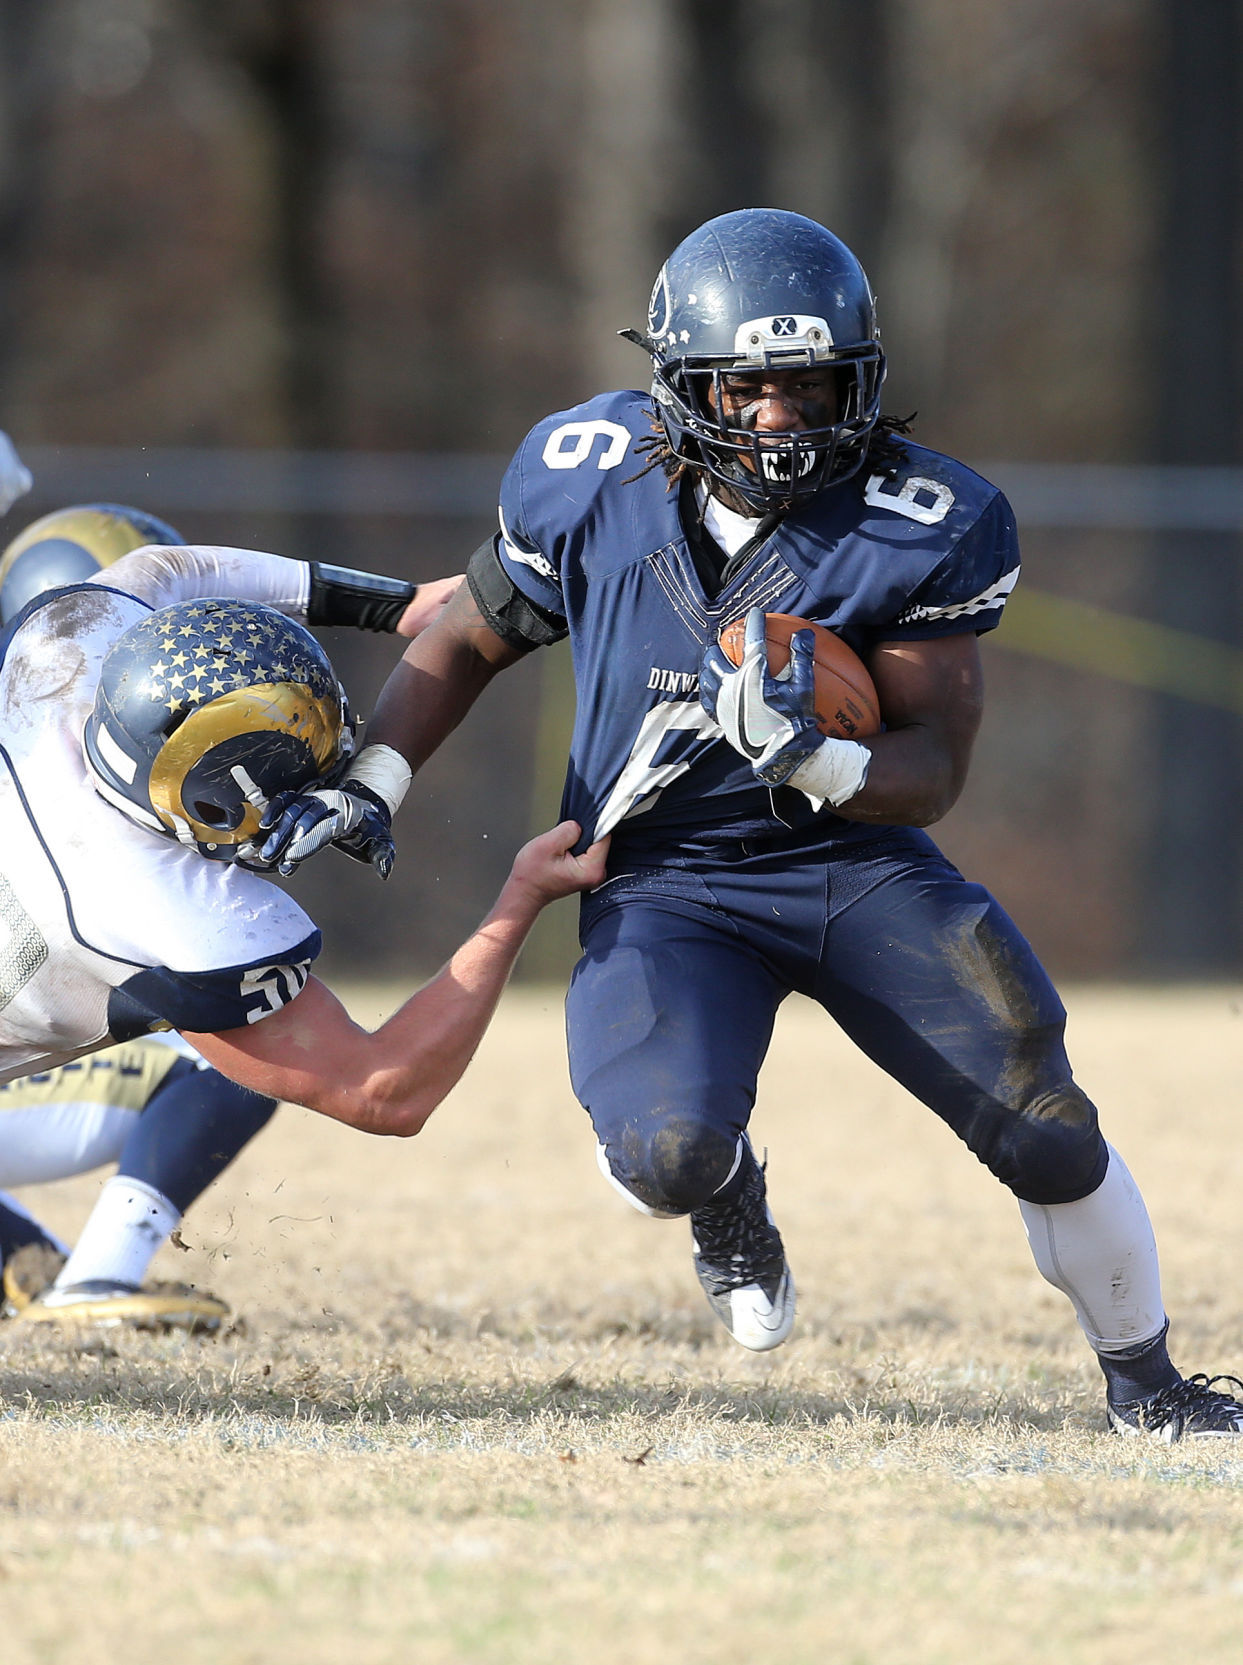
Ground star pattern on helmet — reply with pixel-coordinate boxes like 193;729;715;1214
139;603;332;719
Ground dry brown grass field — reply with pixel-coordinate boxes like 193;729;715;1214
4;984;1243;1664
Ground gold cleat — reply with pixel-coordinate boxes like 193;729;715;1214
14;1279;229;1333
2;1242;68;1316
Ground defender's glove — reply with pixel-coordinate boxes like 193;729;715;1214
699;607;870;807
258;780;396;878
255;741;413;878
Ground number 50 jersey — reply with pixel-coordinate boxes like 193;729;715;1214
484;389;1020;862
0;581;321;1084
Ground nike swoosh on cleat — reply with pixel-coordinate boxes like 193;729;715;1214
749;1276;793;1329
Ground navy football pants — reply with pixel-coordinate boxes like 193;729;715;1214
567;829;1108;1215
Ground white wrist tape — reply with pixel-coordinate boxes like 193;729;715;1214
785;737;871;807
348;743;412;817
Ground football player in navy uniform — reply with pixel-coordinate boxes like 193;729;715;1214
260;209;1243;1441
0;520;607;1335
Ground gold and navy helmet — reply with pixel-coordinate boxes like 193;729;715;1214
0;502;184;624
83;598;352;864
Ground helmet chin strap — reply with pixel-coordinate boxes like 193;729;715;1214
230;764;270;817
165;810;200;850
704;476;759;518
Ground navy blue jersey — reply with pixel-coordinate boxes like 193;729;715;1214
494;390;1018;859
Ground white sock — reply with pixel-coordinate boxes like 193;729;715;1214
53;1177;181;1293
1019;1144;1167;1353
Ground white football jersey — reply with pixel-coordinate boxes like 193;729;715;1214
0;548;323;1083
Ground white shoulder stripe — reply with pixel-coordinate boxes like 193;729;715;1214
498;507;557;583
896;564;1020;625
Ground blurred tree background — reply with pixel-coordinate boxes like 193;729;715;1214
0;0;1239;981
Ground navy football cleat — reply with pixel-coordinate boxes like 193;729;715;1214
1108;1373;1243;1441
690;1150;795;1351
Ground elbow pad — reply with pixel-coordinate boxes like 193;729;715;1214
466;539;568;652
307;561;417;632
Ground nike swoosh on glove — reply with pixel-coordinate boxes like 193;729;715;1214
256;781;396;878
699;607;871;807
700;606;827;785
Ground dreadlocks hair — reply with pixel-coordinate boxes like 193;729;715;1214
620;409;687;489
865;412;917;480
621;406;918;494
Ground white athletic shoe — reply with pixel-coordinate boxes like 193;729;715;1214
690;1151;796;1351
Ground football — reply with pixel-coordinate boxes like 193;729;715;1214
717;612;881;740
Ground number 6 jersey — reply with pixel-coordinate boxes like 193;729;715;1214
473;389;1020;863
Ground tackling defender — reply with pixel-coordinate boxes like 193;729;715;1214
0;506;283;1329
0;503;446;1327
0;528;606;1287
260;209;1243;1441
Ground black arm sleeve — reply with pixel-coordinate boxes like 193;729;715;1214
465;539;568;653
306;562;418;632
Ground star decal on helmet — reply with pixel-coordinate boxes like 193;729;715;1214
139;601;336;723
84;596;350;866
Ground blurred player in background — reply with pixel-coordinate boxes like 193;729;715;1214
0;430;32;521
0;508;583;1339
264;208;1243;1442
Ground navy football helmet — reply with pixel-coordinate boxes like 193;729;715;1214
83;598;352;865
0;503;184;624
626;209;886;512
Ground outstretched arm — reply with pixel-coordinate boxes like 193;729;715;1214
394;574;464;638
256;578;525;873
184;820;608;1135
